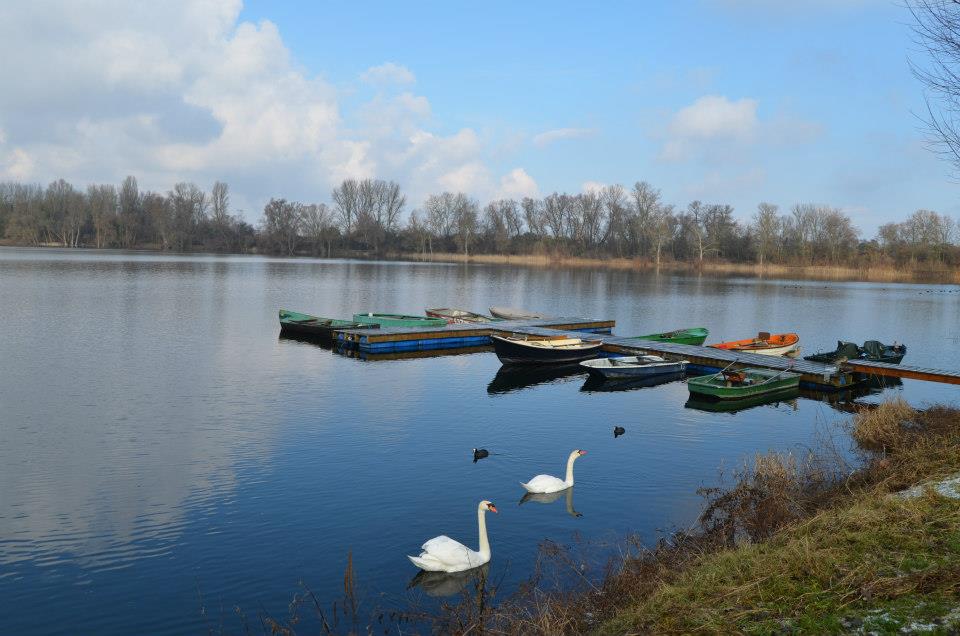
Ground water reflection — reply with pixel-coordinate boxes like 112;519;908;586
331;344;492;362
407;563;491;598
487;363;586;394
684;390;801;413
580;371;687;393
519;487;582;518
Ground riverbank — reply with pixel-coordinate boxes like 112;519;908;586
455;399;960;635
400;252;960;284
4;243;959;284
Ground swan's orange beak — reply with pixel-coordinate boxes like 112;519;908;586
488;504;498;513
579;450;587;455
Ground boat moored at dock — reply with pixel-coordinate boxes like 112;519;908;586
488;306;550;320
580;355;688;378
629;327;708;346
687;367;801;400
352;313;448;328
279;309;374;338
708;332;800;357
804;340;907;365
490;335;602;365
425;308;501;324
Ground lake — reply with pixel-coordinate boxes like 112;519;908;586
1;247;957;635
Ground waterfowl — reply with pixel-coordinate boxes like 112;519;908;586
472;448;489;462
408;500;498;572
520;450;586;494
614;426;625;437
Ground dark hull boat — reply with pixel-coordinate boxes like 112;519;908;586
804;340;907;365
278;309;374;338
490;335;603;365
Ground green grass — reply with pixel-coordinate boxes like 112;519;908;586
597;491;959;634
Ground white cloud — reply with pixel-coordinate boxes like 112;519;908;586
360;62;416;86
581;181;608;194
532;127;596;147
498;168;539;199
670;95;758;141
659;95;820;162
0;2;495;217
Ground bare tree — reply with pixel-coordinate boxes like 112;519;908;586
301;203;336;256
87;184;118;248
118;175;141;248
753;202;779;266
261;198;302;255
332;179;360;237
908;0;960;173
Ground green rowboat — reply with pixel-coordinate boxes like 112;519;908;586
352;313;448;328
687;367;800;400
630;327;709;346
279;309;374;338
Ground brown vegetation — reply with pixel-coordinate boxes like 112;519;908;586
399;251;960;284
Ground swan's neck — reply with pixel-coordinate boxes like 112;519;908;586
564;453;578;486
477;508;490;559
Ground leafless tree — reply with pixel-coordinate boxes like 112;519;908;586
908;0;960;173
753;202;780;266
87;184;118;248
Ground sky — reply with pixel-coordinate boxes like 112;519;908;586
0;0;956;234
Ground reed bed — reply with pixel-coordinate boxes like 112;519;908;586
400;252;960;284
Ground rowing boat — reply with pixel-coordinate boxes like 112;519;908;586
629;327;708;346
488;306;550;320
278;309;374;338
490;335;602;365
708;332;800;357
579;355;688;378
687;367;800;400
352;313;448;328
425;308;501;324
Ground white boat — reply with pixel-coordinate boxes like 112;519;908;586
579;355;688;378
488;306;549;320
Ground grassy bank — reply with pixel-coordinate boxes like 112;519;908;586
399;251;960;284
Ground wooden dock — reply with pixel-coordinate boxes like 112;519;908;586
333;317;960;391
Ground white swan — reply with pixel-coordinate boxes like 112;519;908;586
408;500;498;572
520;449;586;494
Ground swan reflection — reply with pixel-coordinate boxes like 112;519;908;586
519;487;582;518
407;563;490;597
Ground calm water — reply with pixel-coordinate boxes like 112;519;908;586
1;247;958;635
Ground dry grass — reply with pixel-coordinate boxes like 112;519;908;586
399;252;960;284
851;397;916;452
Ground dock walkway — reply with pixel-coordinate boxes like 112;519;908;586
334;317;960;390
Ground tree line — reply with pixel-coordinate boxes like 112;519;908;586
2;176;958;268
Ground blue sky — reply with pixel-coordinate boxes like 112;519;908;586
1;1;955;233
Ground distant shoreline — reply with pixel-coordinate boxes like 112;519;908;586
395;251;960;284
3;243;958;284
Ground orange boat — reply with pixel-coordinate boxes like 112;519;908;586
708;332;801;357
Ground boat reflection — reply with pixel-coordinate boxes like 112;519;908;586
684;389;801;413
801;376;903;414
278;332;336;349
406;563;490;598
332;345;492;362
487;363;586;394
580;371;686;393
518;487;581;518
